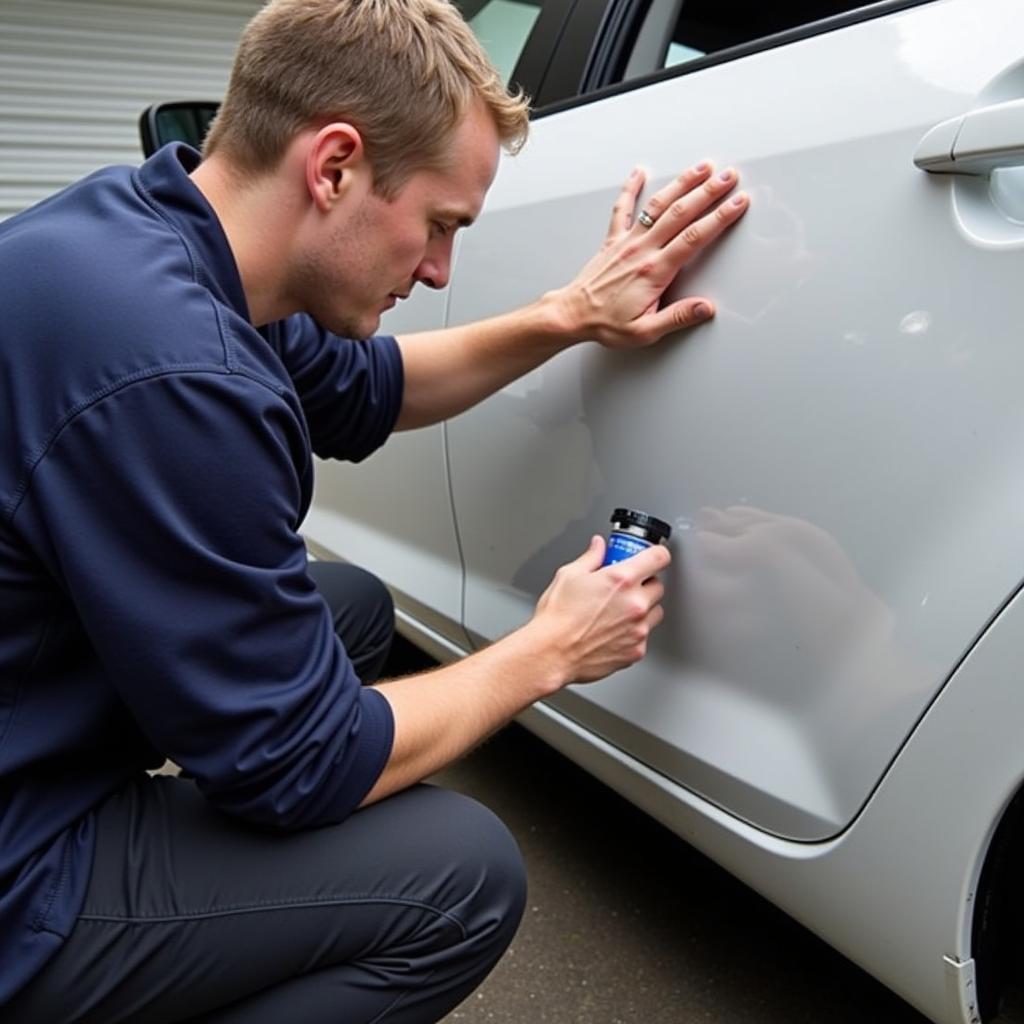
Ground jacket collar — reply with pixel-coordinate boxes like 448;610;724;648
133;143;251;322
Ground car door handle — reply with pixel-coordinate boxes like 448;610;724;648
914;97;1024;174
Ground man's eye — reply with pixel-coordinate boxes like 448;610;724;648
432;221;452;238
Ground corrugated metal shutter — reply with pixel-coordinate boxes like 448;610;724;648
0;0;263;221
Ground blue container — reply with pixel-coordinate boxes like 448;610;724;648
602;508;672;566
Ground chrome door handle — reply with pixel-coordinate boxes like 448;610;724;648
914;97;1024;174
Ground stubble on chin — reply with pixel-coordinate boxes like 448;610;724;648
286;255;378;341
319;309;379;341
301;296;376;341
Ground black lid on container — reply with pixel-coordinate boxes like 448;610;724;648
610;507;672;543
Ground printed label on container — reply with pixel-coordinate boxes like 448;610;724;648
602;533;651;566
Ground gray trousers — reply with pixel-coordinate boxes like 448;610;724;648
3;564;526;1023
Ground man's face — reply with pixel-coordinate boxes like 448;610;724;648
295;102;501;339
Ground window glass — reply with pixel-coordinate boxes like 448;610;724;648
665;41;706;68
624;0;877;82
457;0;543;84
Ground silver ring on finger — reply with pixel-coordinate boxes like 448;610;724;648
637;209;656;229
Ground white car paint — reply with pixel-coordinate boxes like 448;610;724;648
443;0;1024;844
302;0;1024;1020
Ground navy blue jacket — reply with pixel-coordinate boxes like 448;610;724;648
0;144;401;1001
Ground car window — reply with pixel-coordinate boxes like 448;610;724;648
457;0;544;84
621;0;887;84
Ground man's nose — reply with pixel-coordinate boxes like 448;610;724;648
415;241;453;290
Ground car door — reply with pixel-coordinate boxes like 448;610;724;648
444;0;1024;840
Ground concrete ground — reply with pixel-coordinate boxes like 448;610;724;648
429;722;932;1024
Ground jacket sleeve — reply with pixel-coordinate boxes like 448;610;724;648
270;315;405;462
16;368;393;829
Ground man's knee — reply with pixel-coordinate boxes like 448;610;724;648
375;784;527;963
307;561;394;679
437;787;527;952
310;561;393;625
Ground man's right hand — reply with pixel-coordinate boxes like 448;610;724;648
528;535;671;686
363;534;670;807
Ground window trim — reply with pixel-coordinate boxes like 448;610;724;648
580;0;656;94
509;0;586;102
530;0;938;120
530;0;620;107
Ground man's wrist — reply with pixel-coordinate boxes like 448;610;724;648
502;618;575;699
531;286;593;348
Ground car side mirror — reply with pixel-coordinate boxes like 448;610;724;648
139;102;220;158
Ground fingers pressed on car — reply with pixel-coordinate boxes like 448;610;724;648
608;167;646;236
636;161;715;229
650;169;741;241
662;189;749;265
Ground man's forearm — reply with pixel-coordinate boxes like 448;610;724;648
360;618;569;804
394;291;577;430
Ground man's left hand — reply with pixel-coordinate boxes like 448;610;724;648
549;162;749;348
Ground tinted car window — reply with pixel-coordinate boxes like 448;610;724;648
458;0;544;84
622;0;883;83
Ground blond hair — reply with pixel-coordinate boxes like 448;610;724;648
203;0;530;196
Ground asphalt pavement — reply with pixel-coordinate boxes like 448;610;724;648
428;716;932;1024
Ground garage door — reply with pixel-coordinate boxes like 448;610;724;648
0;0;261;221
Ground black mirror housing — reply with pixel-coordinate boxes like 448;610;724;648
139;102;220;158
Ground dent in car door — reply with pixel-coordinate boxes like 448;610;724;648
444;0;1024;839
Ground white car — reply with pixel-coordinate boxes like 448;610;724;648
148;1;1024;1020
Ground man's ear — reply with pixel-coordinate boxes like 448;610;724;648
305;123;366;213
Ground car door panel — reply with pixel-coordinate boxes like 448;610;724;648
444;0;1024;840
302;288;473;647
